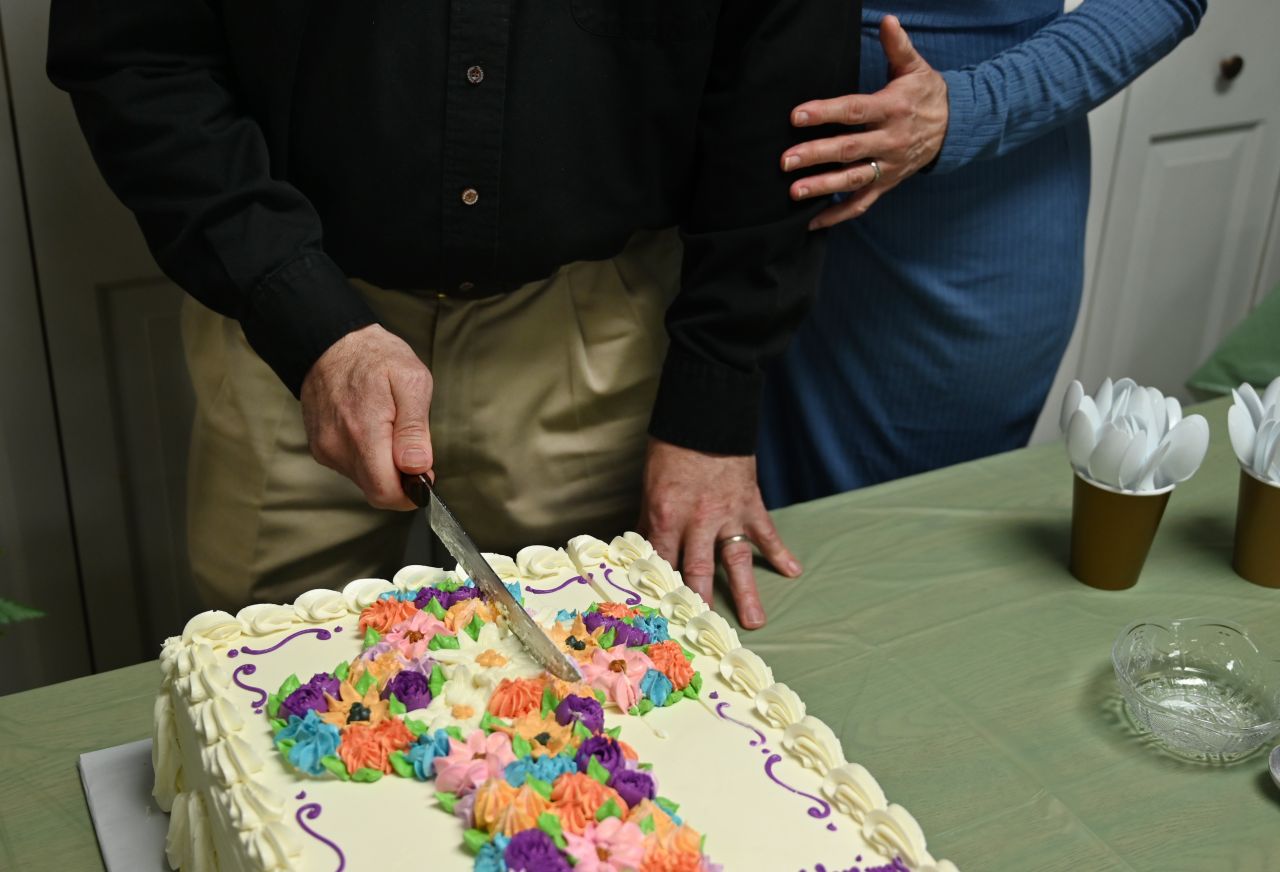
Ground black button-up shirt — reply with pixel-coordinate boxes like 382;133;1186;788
49;0;858;455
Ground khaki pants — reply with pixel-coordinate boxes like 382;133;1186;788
183;230;680;609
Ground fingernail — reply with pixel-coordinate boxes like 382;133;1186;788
402;448;428;467
797;186;810;198
788;559;803;577
746;606;765;625
783;155;798;171
808;219;821;231
794;111;809;126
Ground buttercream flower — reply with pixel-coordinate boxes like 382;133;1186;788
453;791;477;828
639;669;673;706
505;753;578;788
640;846;701;872
474;779;552;838
504;828;572;872
609;769;656;809
551;772;628;835
384;611;451;660
405;728;452;780
596;602;638;620
475;834;511;872
633;614;670;643
555;693;605;734
645;641;694;691
564;818;646;872
318;680;390;729
413;585;450;612
576;736;624;777
551;617;603;663
626;800;678;838
443;596;497;633
488;677;547;719
337;718;413;774
359;598;419;635
583;611;621;636
435;730;517;795
581;647;653;711
382;669;432;711
276;710;341;776
508;710;573;758
348;650;402;690
610;623;651;649
279;684;328;721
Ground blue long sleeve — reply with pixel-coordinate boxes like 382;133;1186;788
933;0;1206;172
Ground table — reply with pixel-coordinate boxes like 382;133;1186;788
3;397;1277;870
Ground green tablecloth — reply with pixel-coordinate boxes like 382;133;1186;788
3;397;1277;870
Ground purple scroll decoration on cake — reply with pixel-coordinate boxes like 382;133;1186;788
524;574;593;597
708;691;838;832
599;563;643;606
294;792;346;871
226;626;342;713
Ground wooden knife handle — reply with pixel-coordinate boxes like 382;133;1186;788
400;471;433;508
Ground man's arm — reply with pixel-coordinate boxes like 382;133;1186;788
48;0;433;503
641;0;858;627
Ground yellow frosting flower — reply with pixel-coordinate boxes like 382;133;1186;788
506;709;574;758
318;680;390;730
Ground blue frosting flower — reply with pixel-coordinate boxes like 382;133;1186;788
504;753;578;788
405;728;454;780
474;833;510;872
378;589;419;602
554;608;578;624
634;614;670;643
640;668;674;706
504;581;524;605
277;710;341;777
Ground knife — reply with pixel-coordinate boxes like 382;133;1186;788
400;472;583;681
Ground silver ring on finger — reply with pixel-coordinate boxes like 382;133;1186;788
716;533;752;552
867;159;881;184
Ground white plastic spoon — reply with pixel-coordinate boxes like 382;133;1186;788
1066;408;1098;473
1253;418;1278;473
1118;431;1150;491
1147;386;1167;437
1227;403;1257;469
1060;380;1084;433
1077;395;1101;432
1136;442;1171;492
1165;396;1182;429
1095;378;1114;421
1089;424;1131;488
1262;376;1280;416
1238;384;1265;428
1156;416;1210;488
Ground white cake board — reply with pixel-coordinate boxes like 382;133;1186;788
77;739;169;872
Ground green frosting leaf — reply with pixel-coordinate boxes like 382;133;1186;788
584;603;599;614
606;726;622;740
680;644;696;662
654;796;680;817
388;750;414;779
436;791;459;814
637;698;654;715
278;673;303;698
444;725;464;742
594;689;607;705
537;812;567;849
429;633;461;651
527;776;553;801
269;717;288;733
404;718;429;739
595;798;623;822
464;614;485;642
638;762;653;771
663;692;681;708
429;663;448;698
540;685;559;719
587;755;611;785
627;705;640;717
333;661;350;682
572;721;592;742
388;693;407;716
462;828;489;855
689;671;703;693
266;693;282;720
351;767;383;783
354;671;377;697
598;628;617;649
274;737;297;758
437;579;464;593
639;814;656;835
512;734;534;759
362;626;382;649
480;712;511;733
321;756;350;781
424;597;448;620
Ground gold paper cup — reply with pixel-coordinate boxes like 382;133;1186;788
1233;467;1280;588
1069;472;1173;590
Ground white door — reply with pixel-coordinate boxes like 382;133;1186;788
1076;0;1280;397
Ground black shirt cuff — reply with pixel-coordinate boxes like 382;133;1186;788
239;252;378;397
648;343;762;456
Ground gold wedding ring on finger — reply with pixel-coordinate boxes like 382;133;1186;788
716;533;753;552
868;159;881;184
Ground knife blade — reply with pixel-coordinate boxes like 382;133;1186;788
400;473;582;681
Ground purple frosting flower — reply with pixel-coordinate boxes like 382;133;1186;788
453;791;476;829
582;611;619;635
279;673;339;720
413;586;449;611
504;829;571;872
554;694;605;735
609;768;656;808
575;736;623;776
449;585;479;606
610;622;650;648
382;669;432;711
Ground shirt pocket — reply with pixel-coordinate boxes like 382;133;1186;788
569;0;717;41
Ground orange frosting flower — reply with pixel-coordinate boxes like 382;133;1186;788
646;641;695;690
373;717;416;755
551;617;603;663
488;677;546;719
596;602;638;620
476;649;509;668
473;779;552;837
550;677;597;701
551;772;628;835
627;800;677;838
347;651;401;690
507;709;573;758
444;598;497;632
358;599;418;635
335;717;414;775
319;680;390;730
641;845;703;872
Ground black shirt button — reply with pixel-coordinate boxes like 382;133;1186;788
466;65;485;85
461;187;479;206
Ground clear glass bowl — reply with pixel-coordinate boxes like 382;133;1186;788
1111;617;1280;761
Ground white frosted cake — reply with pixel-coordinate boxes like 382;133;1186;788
155;533;958;872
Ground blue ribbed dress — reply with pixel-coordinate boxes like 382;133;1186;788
757;0;1206;508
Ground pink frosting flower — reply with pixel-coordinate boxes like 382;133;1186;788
564;818;646;872
434;729;517;795
580;646;653;711
383;611;450;660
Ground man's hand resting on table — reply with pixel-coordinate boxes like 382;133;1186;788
638;438;802;630
301;324;434;509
